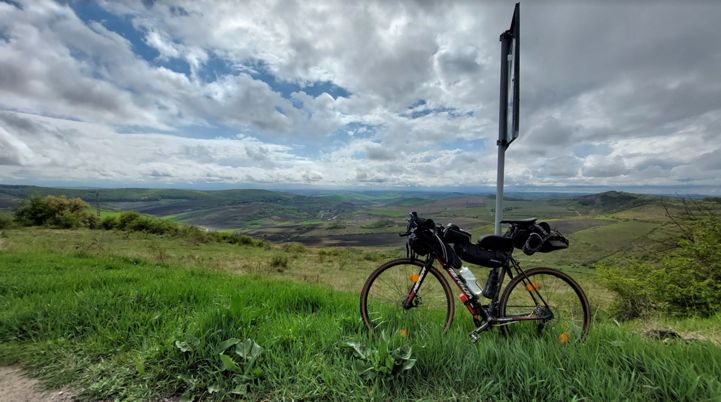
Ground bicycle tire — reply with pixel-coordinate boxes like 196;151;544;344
498;267;590;342
360;258;455;337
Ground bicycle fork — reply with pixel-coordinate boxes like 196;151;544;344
402;262;431;309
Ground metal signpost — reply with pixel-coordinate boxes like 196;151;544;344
495;3;520;235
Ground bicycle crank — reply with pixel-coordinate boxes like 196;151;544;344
469;321;492;343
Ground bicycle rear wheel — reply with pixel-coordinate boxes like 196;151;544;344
498;267;590;343
360;258;454;337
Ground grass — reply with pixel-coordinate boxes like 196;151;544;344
622;314;721;344
0;228;399;296
1;193;720;400
0;225;677;323
1;250;721;401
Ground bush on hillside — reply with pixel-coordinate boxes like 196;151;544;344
14;195;97;229
282;242;307;253
0;212;14;229
100;215;119;230
211;231;268;248
12;195;269;248
116;211;180;235
600;215;721;318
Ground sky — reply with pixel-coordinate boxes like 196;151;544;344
0;0;720;194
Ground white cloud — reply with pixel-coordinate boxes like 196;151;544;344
1;1;720;190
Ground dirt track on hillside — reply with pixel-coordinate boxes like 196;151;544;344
0;366;74;402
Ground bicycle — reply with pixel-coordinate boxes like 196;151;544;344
360;212;590;343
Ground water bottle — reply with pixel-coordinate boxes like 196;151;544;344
459;266;483;297
482;269;499;299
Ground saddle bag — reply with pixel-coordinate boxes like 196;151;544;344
515;222;569;255
538;230;569;253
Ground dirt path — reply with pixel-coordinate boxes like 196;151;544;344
0;366;74;402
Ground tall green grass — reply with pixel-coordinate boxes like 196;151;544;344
1;251;720;401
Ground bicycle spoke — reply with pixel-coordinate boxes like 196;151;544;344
500;268;589;342
361;259;453;337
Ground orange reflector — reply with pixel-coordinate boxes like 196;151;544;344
409;274;420;283
559;332;569;344
527;282;540;292
399;328;409;337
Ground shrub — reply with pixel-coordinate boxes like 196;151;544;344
116;211;180;235
0;212;14;229
12;196;270;249
85;214;99;229
100;215;119;230
270;255;288;271
14;195;95;228
179;226;213;244
220;233;267;248
117;211;142;230
282;242;307;253
54;209;83;229
598;261;657;320
600;215;721;318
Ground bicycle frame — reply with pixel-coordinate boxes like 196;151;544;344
403;252;553;339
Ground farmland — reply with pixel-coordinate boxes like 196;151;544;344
0;185;694;248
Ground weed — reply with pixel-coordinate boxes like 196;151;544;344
174;337;264;400
345;331;416;378
270;255;289;271
282;242;307;254
0;212;15;229
148;240;170;265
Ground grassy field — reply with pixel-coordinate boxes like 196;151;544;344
2;250;720;401
0;226;635;317
2;189;720;400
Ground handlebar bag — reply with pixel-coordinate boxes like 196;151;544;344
409;229;462;268
408;230;434;256
442;224;472;244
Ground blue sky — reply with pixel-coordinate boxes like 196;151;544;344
1;1;720;193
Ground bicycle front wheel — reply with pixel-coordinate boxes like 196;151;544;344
498;267;590;343
360;258;455;337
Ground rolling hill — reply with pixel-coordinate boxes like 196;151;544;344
2;184;714;249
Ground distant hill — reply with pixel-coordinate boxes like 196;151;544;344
1;185;707;246
573;191;659;213
0;185;359;228
0;184;292;203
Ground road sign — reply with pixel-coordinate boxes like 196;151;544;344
495;3;520;235
499;3;520;146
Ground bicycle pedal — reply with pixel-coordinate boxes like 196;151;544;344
468;321;491;343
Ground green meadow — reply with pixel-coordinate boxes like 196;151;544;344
1;189;720;400
2;250;720;401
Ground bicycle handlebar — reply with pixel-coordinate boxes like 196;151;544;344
399;211;442;238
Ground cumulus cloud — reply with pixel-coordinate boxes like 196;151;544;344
0;1;720;190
